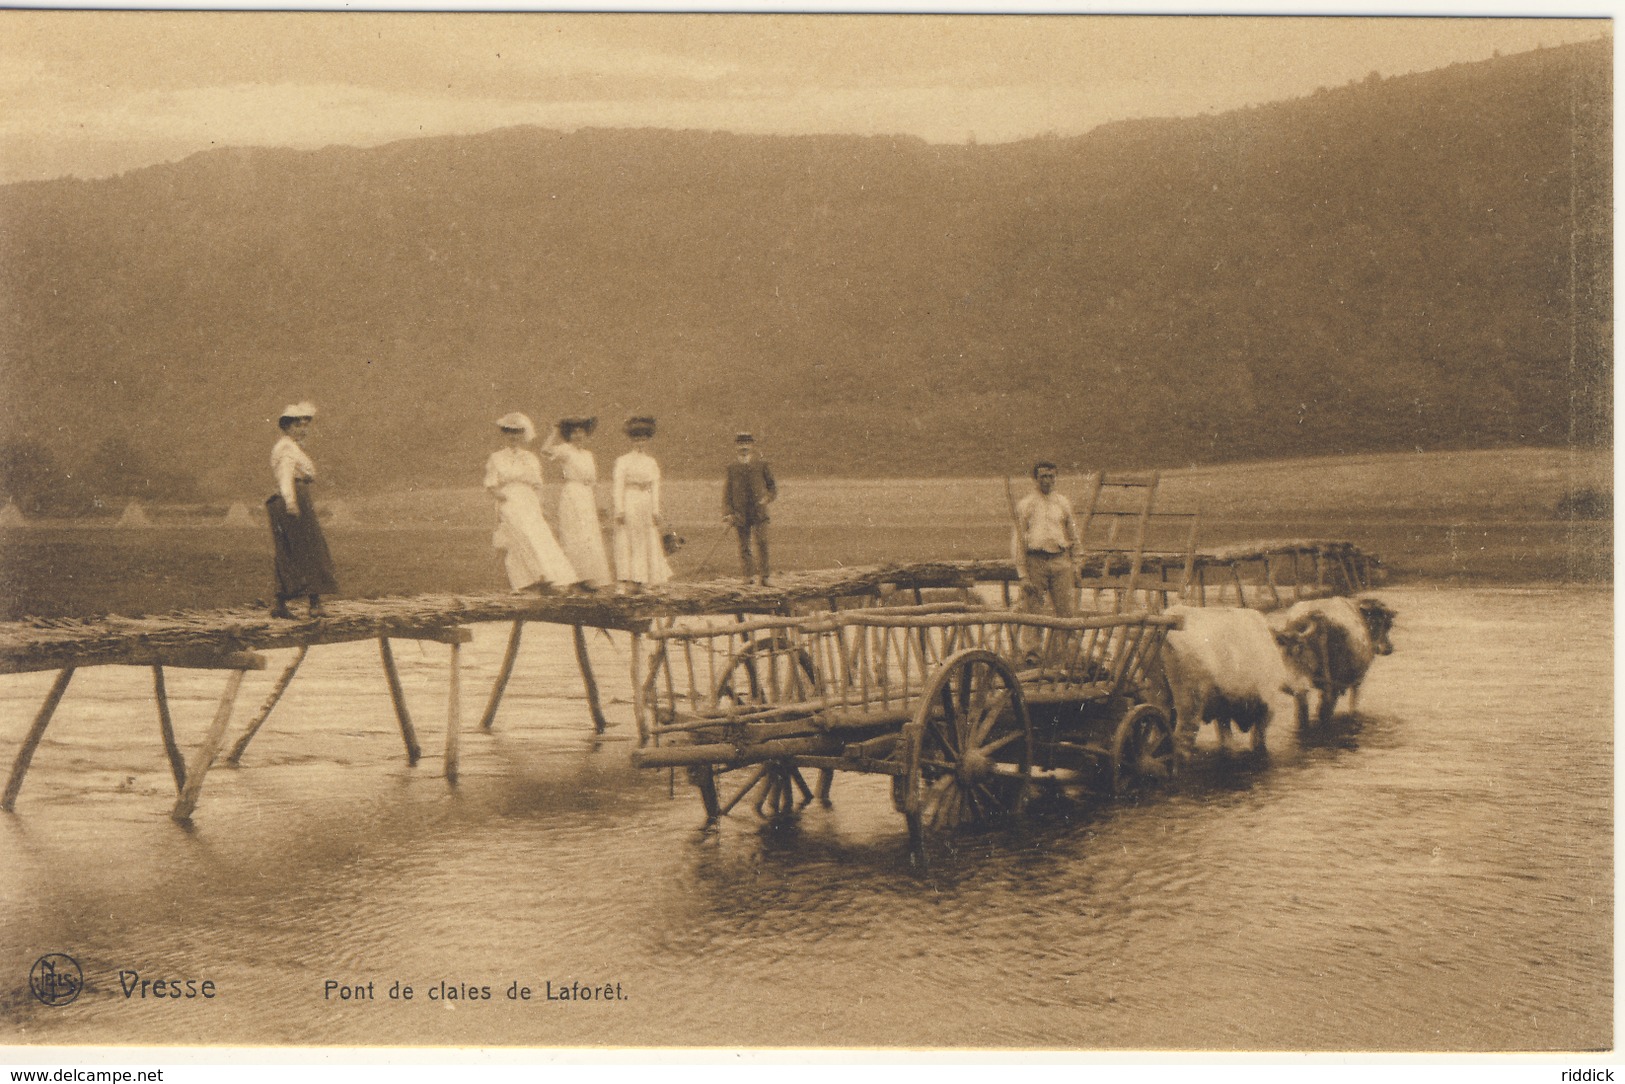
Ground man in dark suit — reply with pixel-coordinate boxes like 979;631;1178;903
723;432;777;585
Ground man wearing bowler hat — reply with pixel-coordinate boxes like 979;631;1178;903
723;432;777;585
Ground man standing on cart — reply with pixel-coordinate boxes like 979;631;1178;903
1012;460;1080;618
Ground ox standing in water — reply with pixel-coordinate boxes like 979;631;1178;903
1155;605;1315;761
1271;596;1397;726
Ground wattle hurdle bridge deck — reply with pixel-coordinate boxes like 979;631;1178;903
0;542;1380;821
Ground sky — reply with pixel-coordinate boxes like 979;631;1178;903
0;6;1611;184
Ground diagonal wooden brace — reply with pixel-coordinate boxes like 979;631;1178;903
2;668;75;813
170;669;250;823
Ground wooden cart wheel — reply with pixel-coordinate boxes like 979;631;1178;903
1109;703;1176;796
710;638;828;820
900;649;1032;846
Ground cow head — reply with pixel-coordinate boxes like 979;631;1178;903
1273;614;1325;690
1358;597;1397;656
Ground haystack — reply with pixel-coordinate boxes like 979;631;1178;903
0;502;26;527
221;501;259;527
116;501;153;528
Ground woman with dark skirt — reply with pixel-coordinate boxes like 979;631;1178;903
267;401;339;619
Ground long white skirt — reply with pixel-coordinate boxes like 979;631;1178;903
492;484;577;590
557;481;611;586
614;488;672;585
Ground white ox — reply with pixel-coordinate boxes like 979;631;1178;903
1269;596;1396;726
1154;606;1314;758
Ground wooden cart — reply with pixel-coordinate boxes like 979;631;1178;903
630;601;1181;852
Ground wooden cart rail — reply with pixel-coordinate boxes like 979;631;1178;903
642;607;1180;749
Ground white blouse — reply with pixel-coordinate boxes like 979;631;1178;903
545;443;598;486
271;435;316;507
613;450;662;518
485;448;544;491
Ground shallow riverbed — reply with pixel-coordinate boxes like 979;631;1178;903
0;586;1610;1051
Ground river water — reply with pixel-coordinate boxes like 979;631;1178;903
0;586;1610;1051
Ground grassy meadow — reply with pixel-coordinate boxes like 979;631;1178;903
0;447;1608;619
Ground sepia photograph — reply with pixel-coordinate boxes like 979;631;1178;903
0;4;1612;1065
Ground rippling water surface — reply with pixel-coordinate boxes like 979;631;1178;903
0;587;1610;1050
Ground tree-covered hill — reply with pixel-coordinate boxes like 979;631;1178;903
0;38;1608;506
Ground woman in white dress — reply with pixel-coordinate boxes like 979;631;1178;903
613;416;672;591
542;417;612;589
485;413;578;593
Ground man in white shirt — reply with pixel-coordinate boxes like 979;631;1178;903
1012;460;1079;618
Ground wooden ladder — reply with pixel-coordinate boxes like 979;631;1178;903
1074;472;1201;612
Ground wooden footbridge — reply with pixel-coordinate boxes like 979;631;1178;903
0;541;1380;822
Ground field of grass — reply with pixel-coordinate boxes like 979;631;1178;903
0;448;1608;619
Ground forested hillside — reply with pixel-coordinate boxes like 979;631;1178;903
0;39;1608;508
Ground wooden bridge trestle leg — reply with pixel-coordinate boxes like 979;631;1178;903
479;620;525;731
170;669;247;823
226;645;309;766
2;668;75;813
572;625;609;734
378;639;422;766
152;666;187;792
629;631;648;745
444;641;462;784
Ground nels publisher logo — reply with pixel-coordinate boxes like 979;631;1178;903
29;953;83;1007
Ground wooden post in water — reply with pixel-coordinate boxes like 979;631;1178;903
2;668;75;813
152;666;187;791
378;638;422;766
629;630;648;745
227;645;309;766
572;625;608;734
479;621;525;731
444;641;462;784
170;669;249;822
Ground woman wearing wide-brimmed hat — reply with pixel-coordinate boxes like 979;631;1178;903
612;416;672;591
484;412;578;593
267;401;339;619
541;416;611;588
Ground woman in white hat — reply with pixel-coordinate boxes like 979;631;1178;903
541;417;611;589
267;402;339;619
484;413;578;593
612;416;671;591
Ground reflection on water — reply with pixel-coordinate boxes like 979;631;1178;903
0;588;1610;1050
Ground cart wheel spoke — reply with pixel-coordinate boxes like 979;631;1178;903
970;687;1012;745
978;729;1023;757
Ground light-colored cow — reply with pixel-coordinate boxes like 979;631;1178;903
1269;596;1397;726
1155;605;1315;759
